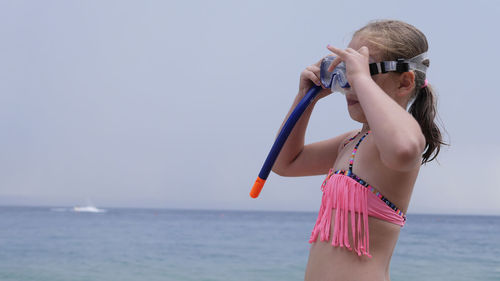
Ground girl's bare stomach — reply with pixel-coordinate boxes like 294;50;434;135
305;210;402;281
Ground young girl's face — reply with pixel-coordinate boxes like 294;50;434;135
344;35;401;123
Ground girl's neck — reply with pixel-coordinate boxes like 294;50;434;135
361;123;370;133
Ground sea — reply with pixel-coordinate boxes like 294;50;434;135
1;206;499;281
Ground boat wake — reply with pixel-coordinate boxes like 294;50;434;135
73;205;107;213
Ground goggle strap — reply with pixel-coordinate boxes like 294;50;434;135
369;52;428;75
369;60;410;75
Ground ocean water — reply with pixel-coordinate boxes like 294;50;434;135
0;206;499;281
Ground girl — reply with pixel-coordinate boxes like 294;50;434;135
271;20;444;281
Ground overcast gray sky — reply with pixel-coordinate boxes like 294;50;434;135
1;0;499;215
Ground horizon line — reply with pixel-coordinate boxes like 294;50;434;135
1;203;499;217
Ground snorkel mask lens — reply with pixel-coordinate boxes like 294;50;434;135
320;56;350;95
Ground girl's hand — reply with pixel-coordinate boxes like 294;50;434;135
298;58;332;100
326;45;371;87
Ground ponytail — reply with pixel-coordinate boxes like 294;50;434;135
408;83;445;164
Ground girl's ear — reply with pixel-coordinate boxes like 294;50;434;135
398;71;415;97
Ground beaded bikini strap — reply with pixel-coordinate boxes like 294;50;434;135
342;131;361;147
348;130;371;173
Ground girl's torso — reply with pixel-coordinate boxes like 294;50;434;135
304;131;420;281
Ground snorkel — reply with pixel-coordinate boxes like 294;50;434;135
249;56;347;198
249;84;321;198
250;53;428;198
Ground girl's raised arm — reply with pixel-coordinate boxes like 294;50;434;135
326;44;426;171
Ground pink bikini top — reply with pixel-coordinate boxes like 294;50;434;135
309;131;406;258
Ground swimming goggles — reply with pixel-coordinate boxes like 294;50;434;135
320;52;428;94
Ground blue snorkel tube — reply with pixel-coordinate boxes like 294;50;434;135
250;56;350;198
249;85;322;198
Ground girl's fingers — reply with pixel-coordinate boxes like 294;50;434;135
305;70;321;86
326;45;347;58
345;48;357;54
306;65;320;73
306;65;321;83
326;45;347;72
327;56;343;72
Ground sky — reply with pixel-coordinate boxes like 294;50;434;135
0;0;499;215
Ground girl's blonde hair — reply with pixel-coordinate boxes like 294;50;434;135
354;20;445;164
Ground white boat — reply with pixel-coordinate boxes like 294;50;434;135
73;205;106;213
